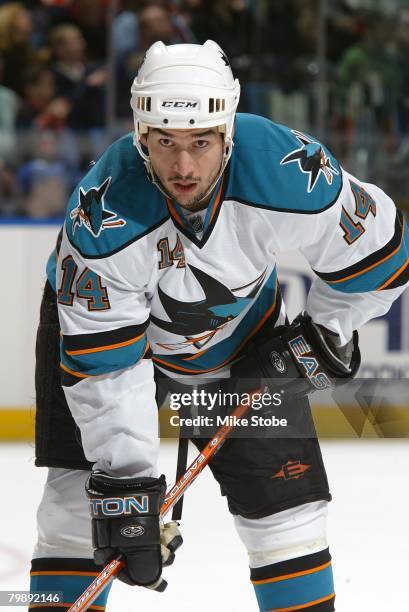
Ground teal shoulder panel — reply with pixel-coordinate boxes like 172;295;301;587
227;114;342;214
66;133;169;258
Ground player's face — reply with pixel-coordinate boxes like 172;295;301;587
142;127;224;210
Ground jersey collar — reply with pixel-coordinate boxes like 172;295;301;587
165;173;226;248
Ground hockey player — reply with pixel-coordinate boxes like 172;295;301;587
30;40;409;611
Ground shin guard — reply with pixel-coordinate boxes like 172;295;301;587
29;558;111;611
251;548;335;611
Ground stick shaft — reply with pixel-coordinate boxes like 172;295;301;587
161;392;255;515
68;390;259;612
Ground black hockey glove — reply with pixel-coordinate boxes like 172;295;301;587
231;311;361;398
86;472;182;591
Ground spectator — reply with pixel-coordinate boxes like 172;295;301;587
263;0;310;94
334;11;400;179
48;23;106;130
17;129;70;218
67;0;108;62
116;2;195;117
189;0;255;113
0;161;20;216
0;50;20;164
336;12;399;117
16;63;70;131
112;0;140;60
0;2;35;95
113;1;196;61
326;1;362;64
16;63;80;187
139;4;181;49
392;9;409;141
178;0;203;28
191;0;252;80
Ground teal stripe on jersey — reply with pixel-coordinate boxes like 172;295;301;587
30;572;111;608
326;218;409;293
153;267;279;374
60;333;147;376
253;563;334;611
46;249;57;292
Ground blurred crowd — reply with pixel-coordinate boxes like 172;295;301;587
1;0;409;217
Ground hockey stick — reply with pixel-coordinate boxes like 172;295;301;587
67;389;261;612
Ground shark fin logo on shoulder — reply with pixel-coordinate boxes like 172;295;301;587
70;177;126;237
280;130;339;193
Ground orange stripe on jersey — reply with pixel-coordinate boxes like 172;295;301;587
152;278;279;374
182;329;227;361
143;340;151;357
182;347;210;361
267;592;335;611
60;362;91;379
251;561;332;585
327;219;405;284
166;198;184;225
377;257;409;290
209;174;224;224
66;333;145;356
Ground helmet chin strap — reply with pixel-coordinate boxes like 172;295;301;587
144;143;231;208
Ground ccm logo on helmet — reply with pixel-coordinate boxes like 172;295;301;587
89;496;149;517
162;100;199;109
288;335;333;390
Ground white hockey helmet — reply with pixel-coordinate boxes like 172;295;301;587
130;40;240;167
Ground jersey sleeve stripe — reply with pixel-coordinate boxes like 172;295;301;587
63;321;149;352
65;332;145;355
314;209;403;281
60;341;151;387
377;257;409;290
60;362;92;379
61;334;149;377
312;210;409;292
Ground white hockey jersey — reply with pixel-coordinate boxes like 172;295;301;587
52;113;409;476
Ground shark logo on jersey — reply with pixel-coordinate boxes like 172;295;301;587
70;177;126;237
280;130;339;193
151;265;267;350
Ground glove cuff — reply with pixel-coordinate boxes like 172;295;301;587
86;473;166;587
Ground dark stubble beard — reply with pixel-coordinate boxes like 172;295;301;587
163;163;223;213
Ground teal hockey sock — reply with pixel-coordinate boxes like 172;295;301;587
29;558;112;611
251;548;335;611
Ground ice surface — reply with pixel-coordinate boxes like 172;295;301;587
1;440;408;611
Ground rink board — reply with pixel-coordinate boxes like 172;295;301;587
1;224;408;439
